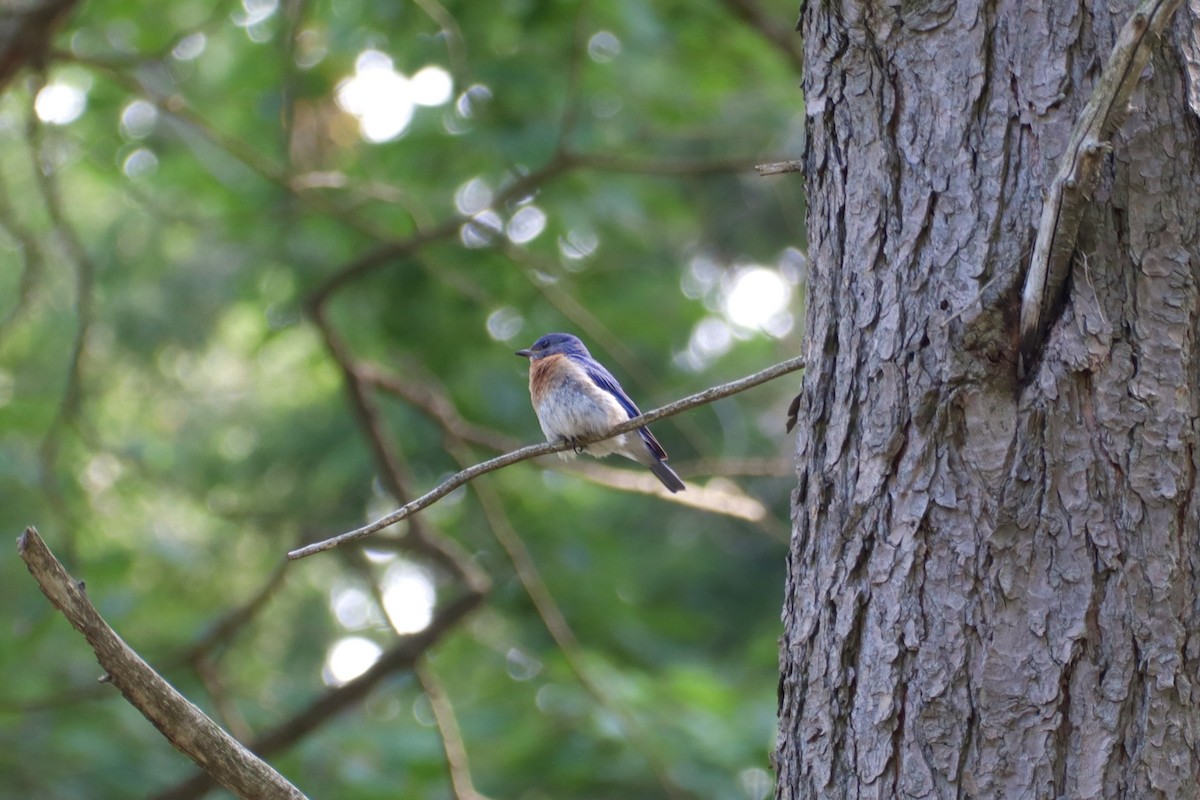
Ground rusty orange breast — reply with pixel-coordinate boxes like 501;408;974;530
529;353;567;405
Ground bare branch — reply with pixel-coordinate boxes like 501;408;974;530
289;355;804;560
17;527;307;800
1017;0;1184;376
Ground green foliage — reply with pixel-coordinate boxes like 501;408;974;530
0;0;805;797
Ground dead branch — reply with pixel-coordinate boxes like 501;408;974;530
17;527;307;800
1017;0;1184;376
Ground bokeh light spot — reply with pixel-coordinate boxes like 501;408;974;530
331;583;375;629
486;307;524;341
293;29;326;69
454;176;493;215
506;647;543;681
120;100;158;138
461;209;503;248
455;84;492;119
323;637;382;686
234;0;278;27
588;30;621;63
35;83;87;125
336;50;414;143
723;266;793;334
558;227;598;262
381;561;435;634
411;66;453;106
506;205;546;244
172;32;206;61
122;148;158;178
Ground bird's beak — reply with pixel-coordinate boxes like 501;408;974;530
515;348;533;358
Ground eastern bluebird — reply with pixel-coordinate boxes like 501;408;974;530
515;332;686;493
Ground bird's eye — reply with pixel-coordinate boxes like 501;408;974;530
537;341;548;349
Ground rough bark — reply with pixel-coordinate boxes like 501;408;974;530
777;1;1200;798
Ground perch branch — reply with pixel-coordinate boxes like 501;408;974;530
1017;0;1183;376
288;355;804;560
16;527;307;800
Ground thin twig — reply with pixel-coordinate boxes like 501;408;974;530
289;355;804;560
416;660;492;800
193;656;253;744
306;153;573;307
17;528;307;800
570;151;768;176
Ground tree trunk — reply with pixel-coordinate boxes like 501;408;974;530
776;1;1200;798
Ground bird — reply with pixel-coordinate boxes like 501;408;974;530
515;332;686;493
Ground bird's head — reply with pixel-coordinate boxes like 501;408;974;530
515;332;590;360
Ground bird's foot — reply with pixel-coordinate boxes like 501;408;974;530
561;437;587;455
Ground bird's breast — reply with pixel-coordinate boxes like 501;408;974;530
528;355;629;448
529;354;567;405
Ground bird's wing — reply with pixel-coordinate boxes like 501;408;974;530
575;355;669;461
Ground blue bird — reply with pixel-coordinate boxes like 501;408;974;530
515;333;686;493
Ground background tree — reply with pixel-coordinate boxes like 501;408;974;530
1;1;806;798
777;0;1200;797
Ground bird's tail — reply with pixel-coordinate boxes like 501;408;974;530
624;436;686;493
647;458;685;493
